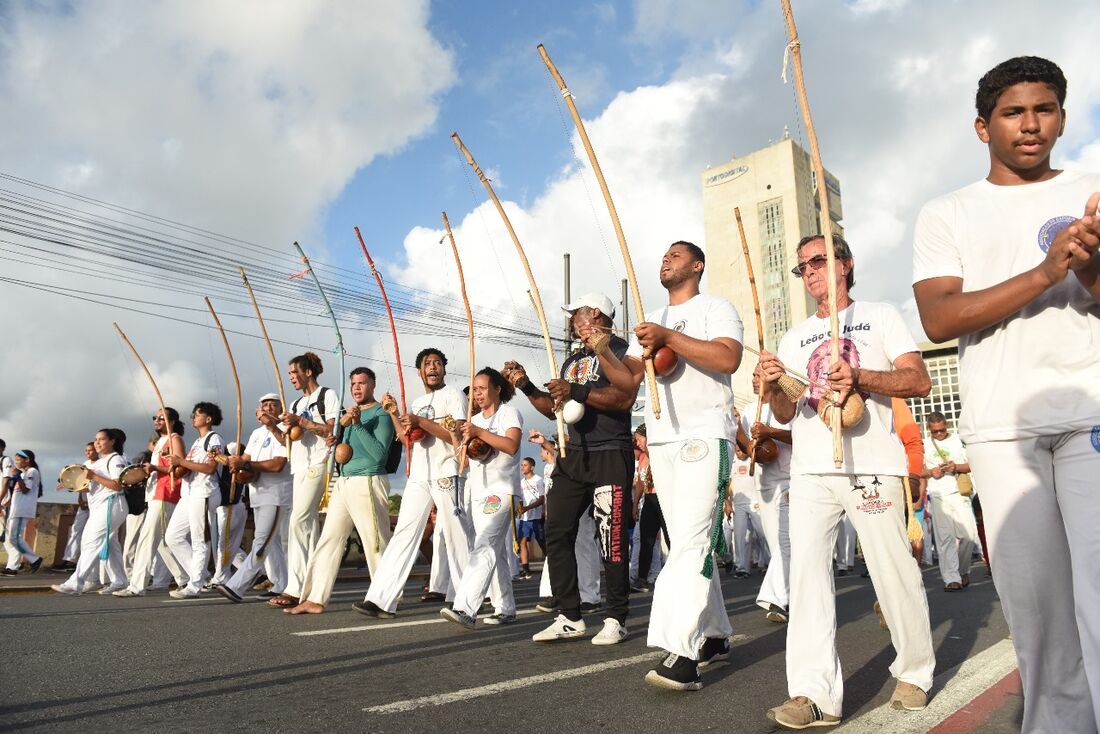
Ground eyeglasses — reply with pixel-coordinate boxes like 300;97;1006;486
791;255;829;277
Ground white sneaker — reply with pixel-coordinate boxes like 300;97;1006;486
113;588;143;598
591;618;627;646
98;585;126;595
532;614;587;643
51;584;80;596
169;587;200;599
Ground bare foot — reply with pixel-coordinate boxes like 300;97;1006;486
285;601;325;615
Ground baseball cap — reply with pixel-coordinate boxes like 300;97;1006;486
562;292;615;319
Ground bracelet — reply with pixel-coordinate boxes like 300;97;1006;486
569;382;591;403
243;461;254;474
518;377;537;396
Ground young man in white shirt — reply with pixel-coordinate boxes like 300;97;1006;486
516;457;545;580
912;56;1100;733
760;234;935;727
598;241;744;690
921;412;978;592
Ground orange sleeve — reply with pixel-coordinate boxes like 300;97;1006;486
892;398;925;477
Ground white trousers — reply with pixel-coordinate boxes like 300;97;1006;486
211;504;248;584
127;500;180;593
786;473;934;717
429;519;452;596
61;494;128;592
733;500;767;572
165;491;218;593
63;507;89;562
647;438;733;659
299;475;391;606
968;432;1100;734
227;505;287;596
454;491;517;618
928;492;979;585
266;508;291;593
5;515;40;569
834;513;856;569
365;478;472;613
285;464;326;598
757;483;791;611
123;512;144;575
539;508;601;603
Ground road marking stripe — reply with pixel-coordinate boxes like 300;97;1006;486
293;608;544;636
832;638;1018;733
926;668;1021;734
363;652;663;713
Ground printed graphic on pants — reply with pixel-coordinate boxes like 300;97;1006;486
852;475;893;515
592;483;624;563
680;439;708;462
481;495;502;514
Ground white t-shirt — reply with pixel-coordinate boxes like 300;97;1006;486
408;385;467;483
778;301;917;476
729;452;760;508
740;399;792;489
626;293;744;445
519;473;545;520
543;462;554;492
467;403;523;496
913;170;1100;443
289;385;342;472
181;433;225;499
9;467;40;519
243;425;292;507
923;432;968;498
88;452;127;506
1;455;13;478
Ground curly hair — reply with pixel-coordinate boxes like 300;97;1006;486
976;56;1066;120
192;402;224;426
415;348;448;369
477;366;514;403
289;351;324;378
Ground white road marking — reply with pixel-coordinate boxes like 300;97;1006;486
832;638;1018;733
363;652;664;714
294;608;543;636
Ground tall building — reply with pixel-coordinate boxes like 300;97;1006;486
702;134;843;405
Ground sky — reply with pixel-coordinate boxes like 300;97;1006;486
2;0;1099;500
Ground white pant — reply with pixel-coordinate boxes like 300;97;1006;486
647;439;733;659
165;491;218;594
127;500;180;593
968;432;1100;734
123;512;144;575
757;483;791;611
539;507;601;603
834;513;856;569
299;475;391;606
786;473;934;717
60;494;128;592
285;464;326;598
454;491;517;618
212;503;248;584
429;519;451;596
266;507;291;594
63;507;89;562
365;478;472;613
227;504;287;596
927;492;979;585
5;515;40;569
733;500;767;572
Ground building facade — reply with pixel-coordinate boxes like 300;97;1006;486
907;339;962;437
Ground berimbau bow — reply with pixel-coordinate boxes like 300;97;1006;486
734;208;768;476
441;211;475;472
113;322;179;470
203;297;243;567
451;132;568;457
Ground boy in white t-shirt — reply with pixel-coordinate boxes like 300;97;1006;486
760;234;935;728
921;412;979;592
516;457;545;580
912;56;1100;733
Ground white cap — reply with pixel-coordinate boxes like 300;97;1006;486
562;292;615;319
258;393;280;404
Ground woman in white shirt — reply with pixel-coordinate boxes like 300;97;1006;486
3;450;43;574
52;429;130;595
441;367;523;628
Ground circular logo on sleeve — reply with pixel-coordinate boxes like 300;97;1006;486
1090;426;1100;453
1038;216;1075;253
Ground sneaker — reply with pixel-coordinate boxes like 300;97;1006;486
440;607;477;630
836;568;849;577
766;604;789;624
579;601;603;614
644;653;701;691
734;570;751;579
535;597;559;613
352;600;396;619
518;570;532;580
890;681;928;711
29;558;43;573
99;585;126;595
51;583;80;596
482;613;518;626
630;581;651;593
1;568;17;576
767;696;841;728
148;583;171;591
697;636;731;668
591;618;627;646
169;587;199;599
213;584;243;604
113;588;143;598
532;614;587;643
256;590;281;601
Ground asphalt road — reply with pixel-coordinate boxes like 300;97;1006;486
0;564;1011;733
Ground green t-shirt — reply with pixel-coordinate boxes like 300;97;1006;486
343;403;396;477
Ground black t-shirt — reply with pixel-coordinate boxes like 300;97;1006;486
560;335;633;452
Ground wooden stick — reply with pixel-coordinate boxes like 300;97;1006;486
240;267;292;457
441;211;475;474
355;227;412;477
781;0;843;468
537;43;661;420
204;297;243;567
113;322;180;475
735;208;767;476
451;131;568;457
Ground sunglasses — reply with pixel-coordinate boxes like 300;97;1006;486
791;255;829;277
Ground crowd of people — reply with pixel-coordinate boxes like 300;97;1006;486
1;55;1097;732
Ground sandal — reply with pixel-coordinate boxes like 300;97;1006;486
267;594;299;608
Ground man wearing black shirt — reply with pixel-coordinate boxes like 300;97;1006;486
503;293;638;646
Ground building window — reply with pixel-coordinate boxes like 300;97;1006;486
907;353;962;437
757;197;789;351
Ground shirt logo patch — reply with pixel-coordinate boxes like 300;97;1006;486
680;439;709;463
852;476;893;515
482;495;502;514
1038;216;1075;253
672;320;687;333
564;354;600;384
1090;426;1100;453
